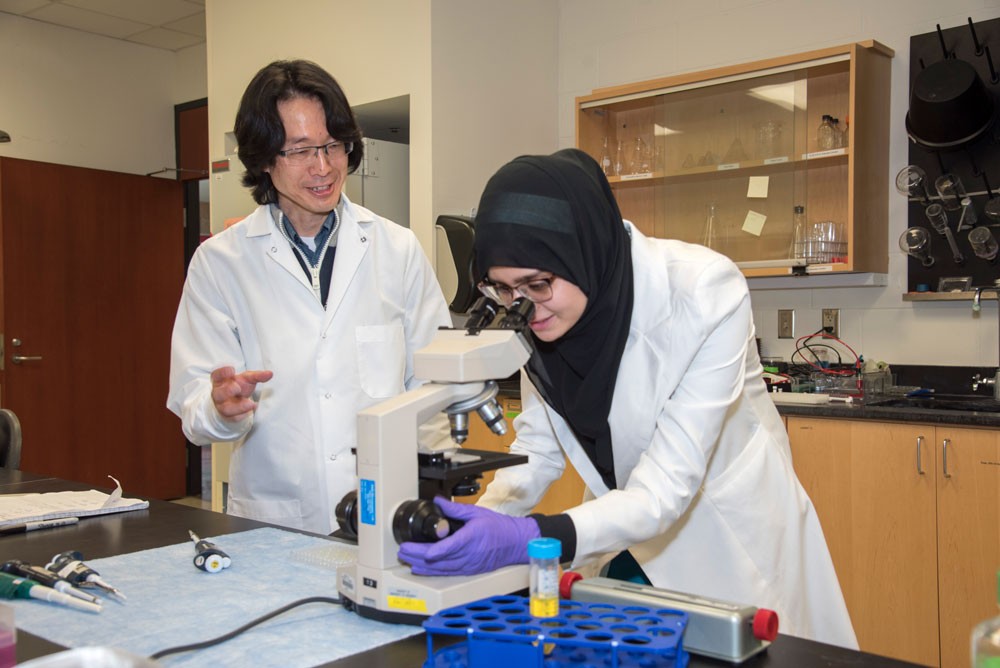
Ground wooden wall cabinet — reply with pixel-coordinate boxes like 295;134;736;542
788;417;1000;668
576;41;893;278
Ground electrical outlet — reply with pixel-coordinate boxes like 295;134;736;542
778;310;795;339
822;308;840;338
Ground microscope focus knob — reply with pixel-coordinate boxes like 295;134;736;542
393;499;464;544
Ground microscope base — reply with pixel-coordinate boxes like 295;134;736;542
337;562;529;626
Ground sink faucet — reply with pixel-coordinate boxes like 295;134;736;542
971;286;1000;400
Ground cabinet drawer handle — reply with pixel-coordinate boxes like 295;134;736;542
942;439;952;478
916;436;925;475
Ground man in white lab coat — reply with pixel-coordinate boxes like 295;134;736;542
167;60;450;534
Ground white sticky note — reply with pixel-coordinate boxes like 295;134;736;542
747;176;769;198
742;210;767;236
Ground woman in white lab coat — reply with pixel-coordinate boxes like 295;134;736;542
398;149;857;649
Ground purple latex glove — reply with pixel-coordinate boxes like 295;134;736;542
397;497;540;576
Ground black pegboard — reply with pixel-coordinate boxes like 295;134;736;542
904;16;1000;291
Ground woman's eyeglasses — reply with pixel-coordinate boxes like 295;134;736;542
477;276;555;305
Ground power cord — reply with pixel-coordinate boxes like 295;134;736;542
149;596;342;660
791;329;861;377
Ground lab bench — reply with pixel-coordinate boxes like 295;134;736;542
0;469;923;667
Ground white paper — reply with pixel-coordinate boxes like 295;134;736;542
0;475;148;526
747;176;769;198
742;211;767;236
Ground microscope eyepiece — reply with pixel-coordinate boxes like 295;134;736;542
499;297;535;331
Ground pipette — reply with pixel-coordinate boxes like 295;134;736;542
0;560;101;605
0;572;101;613
46;551;126;601
189;530;232;573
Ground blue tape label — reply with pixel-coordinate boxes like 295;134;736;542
360;479;376;525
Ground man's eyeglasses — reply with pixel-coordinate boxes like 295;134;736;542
277;141;353;164
477;276;555;306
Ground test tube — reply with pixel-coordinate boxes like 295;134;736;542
528;538;561;618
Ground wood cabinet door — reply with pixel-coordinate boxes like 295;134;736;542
788;418;939;666
936;427;1000;668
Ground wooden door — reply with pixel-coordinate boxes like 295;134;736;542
0;157;185;498
936;426;1000;668
788;417;939;666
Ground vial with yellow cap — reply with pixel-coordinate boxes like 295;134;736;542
528;537;561;618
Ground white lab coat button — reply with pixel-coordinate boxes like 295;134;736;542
325;393;332;399
329;454;337;461
271;246;277;253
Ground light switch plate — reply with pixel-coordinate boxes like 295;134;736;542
778;309;794;339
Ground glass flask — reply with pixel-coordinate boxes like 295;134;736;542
598;136;611;176
895;165;932;204
971;572;1000;668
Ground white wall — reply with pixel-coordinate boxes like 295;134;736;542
0;13;206;176
557;0;1000;368
206;0;559;271
430;0;559;221
205;0;433;245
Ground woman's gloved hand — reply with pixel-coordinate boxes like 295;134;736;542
397;497;540;576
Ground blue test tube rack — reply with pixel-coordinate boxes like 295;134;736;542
423;595;690;668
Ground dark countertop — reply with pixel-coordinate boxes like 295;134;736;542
0;470;922;668
774;397;1000;427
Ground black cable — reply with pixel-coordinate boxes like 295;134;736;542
149;596;342;660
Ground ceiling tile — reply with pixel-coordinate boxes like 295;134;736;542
0;0;51;15
26;2;147;38
61;0;201;26
163;11;203;37
126;26;202;50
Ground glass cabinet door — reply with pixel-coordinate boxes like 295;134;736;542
577;48;868;276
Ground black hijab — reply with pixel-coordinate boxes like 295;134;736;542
474;149;634;490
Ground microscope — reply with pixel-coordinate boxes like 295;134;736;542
336;298;536;624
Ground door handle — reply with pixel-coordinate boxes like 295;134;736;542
942;439;952;478
11;355;42;364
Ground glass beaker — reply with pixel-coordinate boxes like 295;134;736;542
895;165;932;204
934;173;967;211
924;203;950;234
754;120;783;159
969;226;999;262
985;197;1000;223
957;197;978;230
898;227;935;267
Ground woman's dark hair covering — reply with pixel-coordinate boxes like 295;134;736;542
474;148;634;490
234;59;364;205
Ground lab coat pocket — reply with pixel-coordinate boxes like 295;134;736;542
356;323;406;398
228;496;303;528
